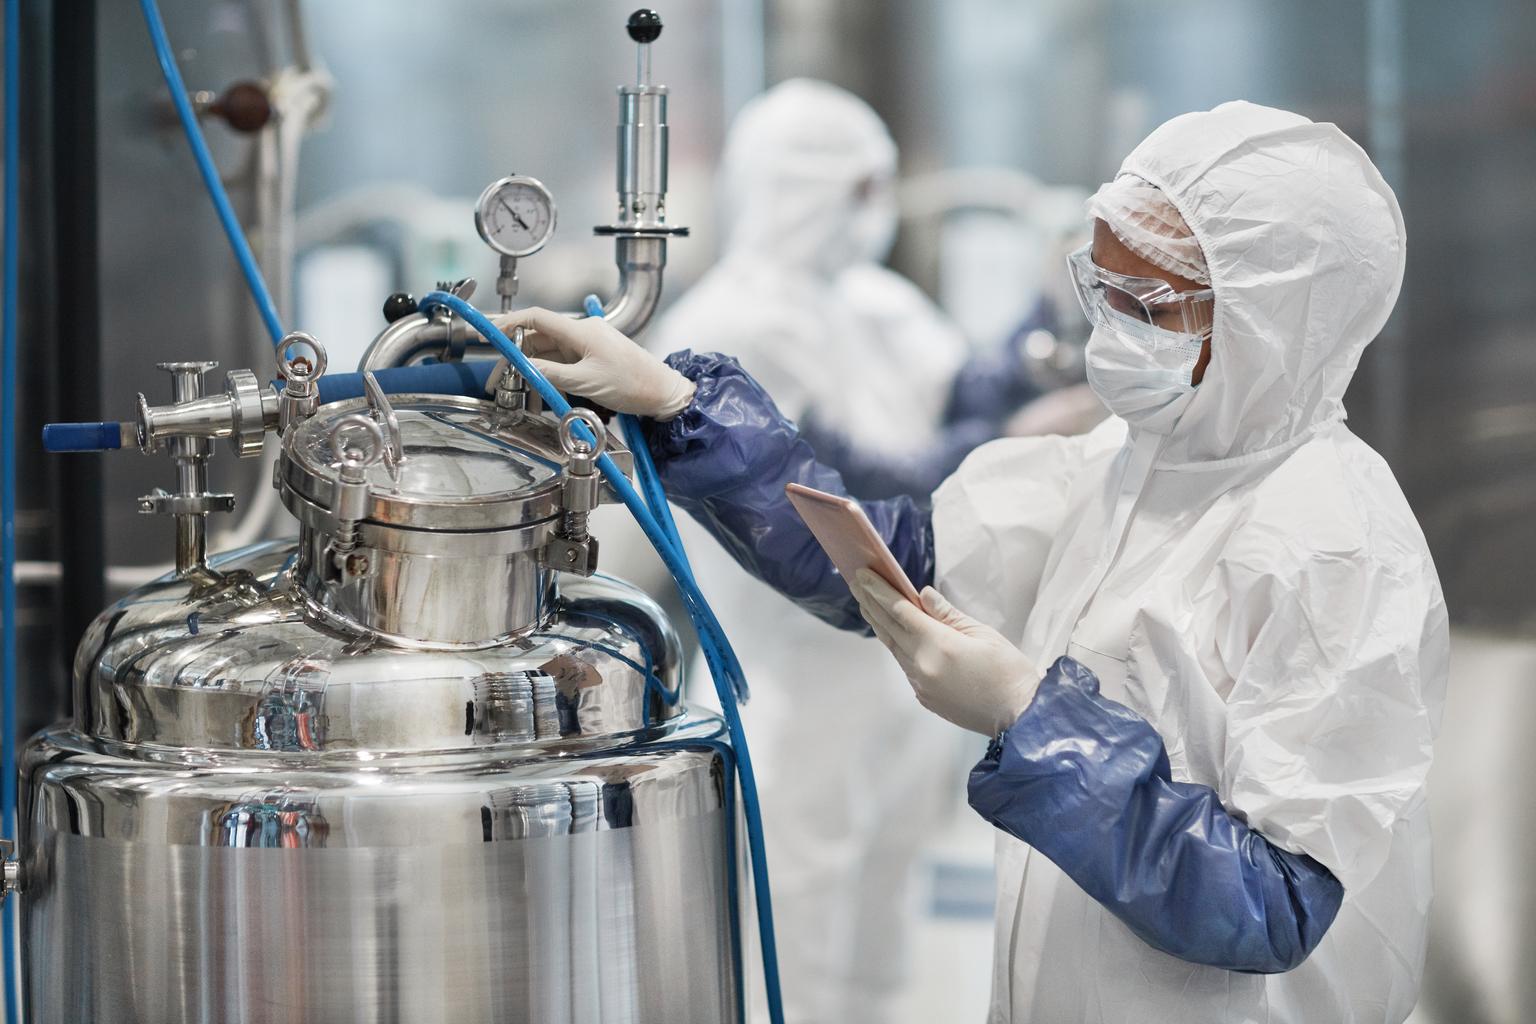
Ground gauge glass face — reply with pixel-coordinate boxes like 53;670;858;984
476;178;556;257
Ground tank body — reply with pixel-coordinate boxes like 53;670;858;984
20;538;739;1024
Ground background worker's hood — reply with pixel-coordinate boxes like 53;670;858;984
1119;100;1407;465
717;78;898;278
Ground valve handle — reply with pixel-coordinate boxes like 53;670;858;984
382;292;419;324
627;8;662;43
42;421;132;452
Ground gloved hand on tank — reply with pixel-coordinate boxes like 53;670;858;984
851;569;1041;736
486;307;696;419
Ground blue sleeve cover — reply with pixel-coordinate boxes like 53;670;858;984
643;351;935;633
969;656;1344;974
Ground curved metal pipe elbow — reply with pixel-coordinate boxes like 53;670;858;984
597;235;666;337
358;314;487;372
359;235;668;371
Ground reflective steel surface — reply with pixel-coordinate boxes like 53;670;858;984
282;397;567;532
20;542;740;1024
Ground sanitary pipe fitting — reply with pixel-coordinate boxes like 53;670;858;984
0;838;19;906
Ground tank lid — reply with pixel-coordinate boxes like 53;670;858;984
281;395;569;531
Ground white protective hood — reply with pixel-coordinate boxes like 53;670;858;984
717;77;898;277
933;101;1447;1023
653;78;969;446
1130;101;1406;465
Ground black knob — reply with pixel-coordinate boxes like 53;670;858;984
209;81;272;134
382;292;419;324
627;9;663;43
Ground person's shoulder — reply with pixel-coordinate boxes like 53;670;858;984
1232;425;1436;591
941;417;1126;496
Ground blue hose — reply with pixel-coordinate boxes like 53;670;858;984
2;0;21;1010
420;291;784;1024
137;0;284;347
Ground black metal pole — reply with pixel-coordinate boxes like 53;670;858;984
50;0;104;697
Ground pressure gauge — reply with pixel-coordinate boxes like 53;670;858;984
474;175;558;257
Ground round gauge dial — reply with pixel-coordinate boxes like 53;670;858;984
474;175;558;257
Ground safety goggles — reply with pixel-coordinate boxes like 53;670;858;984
1067;243;1214;339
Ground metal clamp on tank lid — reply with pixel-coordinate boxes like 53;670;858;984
542;409;606;577
493;326;532;421
324;414;385;582
277;332;328;434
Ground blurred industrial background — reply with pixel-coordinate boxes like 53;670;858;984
5;0;1534;1021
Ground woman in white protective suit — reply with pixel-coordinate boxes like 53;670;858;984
647;79;1051;1024
501;101;1448;1023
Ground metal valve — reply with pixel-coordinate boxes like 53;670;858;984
136;361;240;576
542;409;606;577
0;838;18;907
326;414;385;582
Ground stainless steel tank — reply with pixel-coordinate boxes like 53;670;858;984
16;366;740;1023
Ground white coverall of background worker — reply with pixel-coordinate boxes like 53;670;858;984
498;100;1448;1023
650;78;989;1024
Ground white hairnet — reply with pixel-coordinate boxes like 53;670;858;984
1086;174;1210;285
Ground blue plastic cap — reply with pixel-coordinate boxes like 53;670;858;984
42;421;125;452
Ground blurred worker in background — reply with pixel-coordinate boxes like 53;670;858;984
648;79;1054;1023
504;100;1448;1024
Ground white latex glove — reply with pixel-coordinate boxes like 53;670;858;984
851;569;1041;736
486;307;696;419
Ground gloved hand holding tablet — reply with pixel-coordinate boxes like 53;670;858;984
785;482;922;605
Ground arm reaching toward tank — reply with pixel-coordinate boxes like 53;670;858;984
642;351;934;632
489;309;934;631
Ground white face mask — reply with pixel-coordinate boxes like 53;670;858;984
1084;308;1207;433
849;185;899;265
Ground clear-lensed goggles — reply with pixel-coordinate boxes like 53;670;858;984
1067;243;1214;339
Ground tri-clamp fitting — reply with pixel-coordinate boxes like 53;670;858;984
40;332;334;578
0;838;18;907
542;409;606;577
136;362;242;576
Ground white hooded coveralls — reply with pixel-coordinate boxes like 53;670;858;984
933;101;1447;1022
